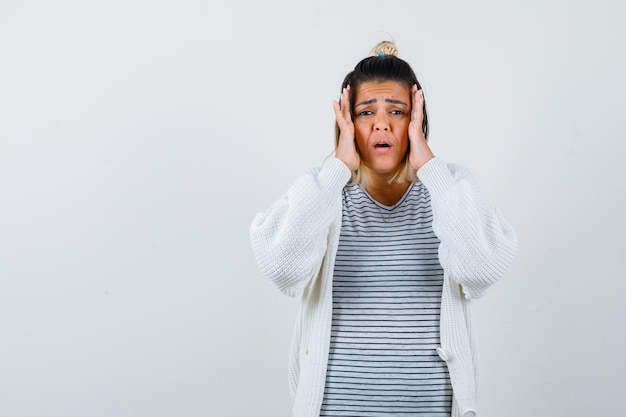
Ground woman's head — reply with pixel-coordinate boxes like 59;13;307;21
336;41;429;186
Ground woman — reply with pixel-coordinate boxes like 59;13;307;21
250;41;517;417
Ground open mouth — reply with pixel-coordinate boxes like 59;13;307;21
374;141;391;148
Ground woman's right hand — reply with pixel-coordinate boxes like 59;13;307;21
333;86;360;172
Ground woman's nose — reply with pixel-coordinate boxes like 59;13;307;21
374;114;390;131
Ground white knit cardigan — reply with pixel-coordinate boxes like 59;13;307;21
250;156;517;417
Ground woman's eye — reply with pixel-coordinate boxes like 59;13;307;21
358;111;373;117
390;110;404;115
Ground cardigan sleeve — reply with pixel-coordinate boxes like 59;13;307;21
417;157;518;299
249;157;351;297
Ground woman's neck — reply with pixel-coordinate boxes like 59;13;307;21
365;176;411;206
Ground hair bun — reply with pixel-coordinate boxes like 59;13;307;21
371;41;398;57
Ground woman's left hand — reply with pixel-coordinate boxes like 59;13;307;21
408;85;435;170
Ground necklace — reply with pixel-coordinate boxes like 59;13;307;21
361;182;413;223
374;203;392;223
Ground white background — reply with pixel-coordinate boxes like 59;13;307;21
1;1;624;416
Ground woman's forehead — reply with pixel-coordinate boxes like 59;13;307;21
355;81;410;104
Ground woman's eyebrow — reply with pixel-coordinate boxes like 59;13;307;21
355;98;408;107
385;98;408;105
355;98;377;107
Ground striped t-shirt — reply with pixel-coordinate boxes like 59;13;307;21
320;182;452;417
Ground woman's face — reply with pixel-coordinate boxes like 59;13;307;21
353;80;411;178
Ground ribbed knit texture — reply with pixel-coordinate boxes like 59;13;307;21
250;157;517;417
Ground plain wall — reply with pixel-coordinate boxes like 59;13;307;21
1;1;624;416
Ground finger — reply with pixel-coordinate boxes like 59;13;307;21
411;85;418;120
342;86;352;122
413;86;423;121
334;94;348;128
